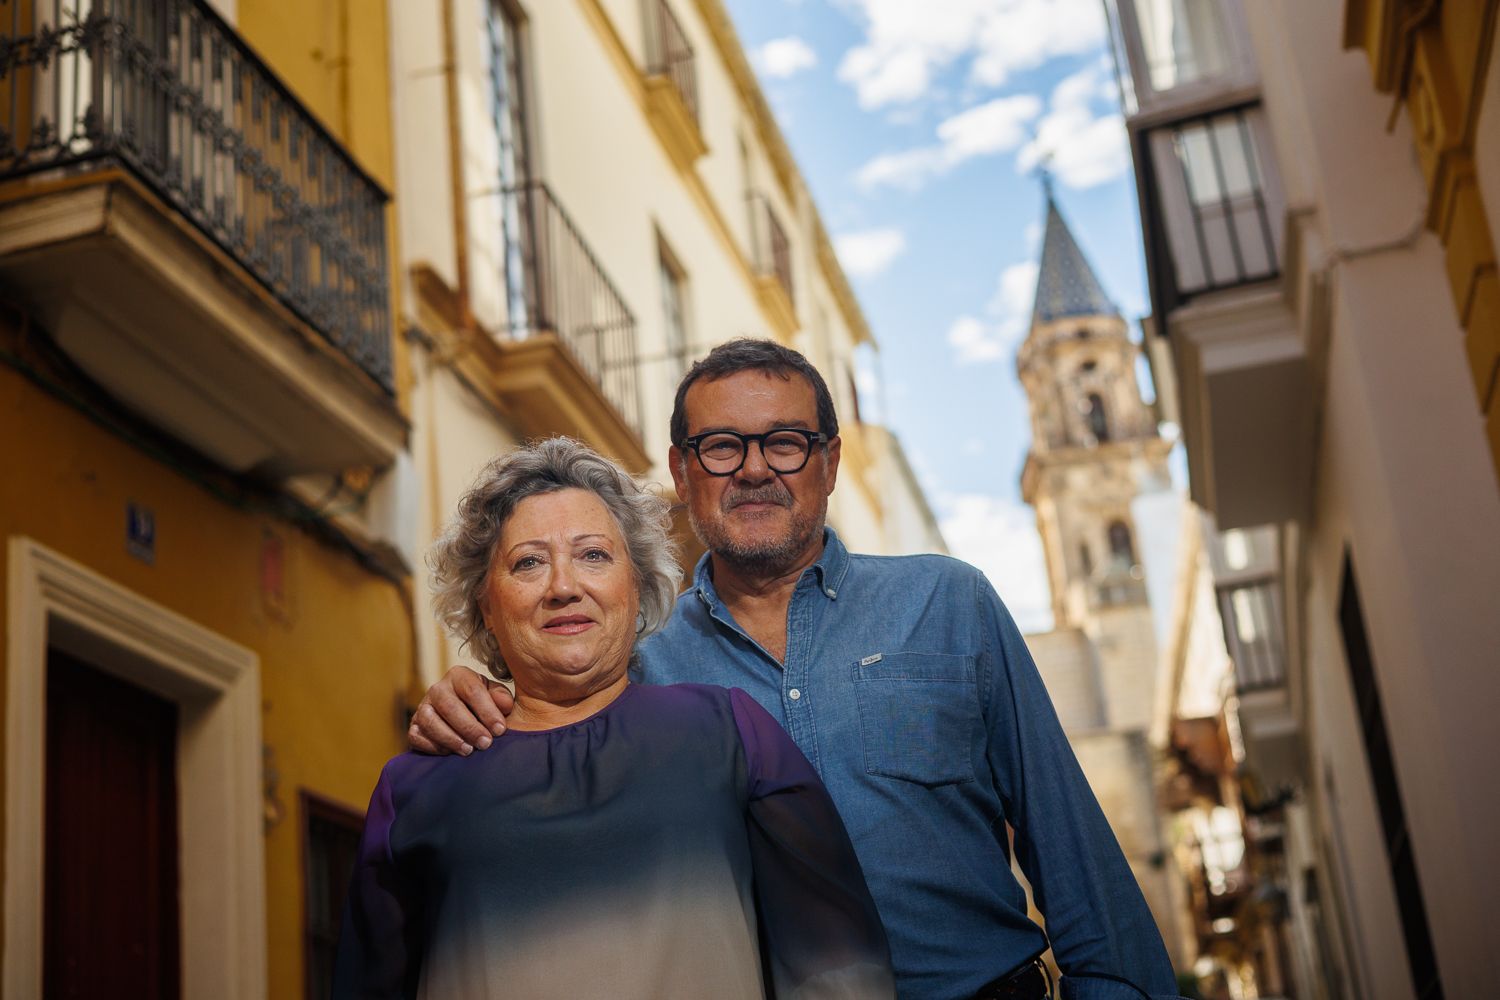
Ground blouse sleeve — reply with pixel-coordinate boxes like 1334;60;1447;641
332;762;420;1000
729;688;896;1000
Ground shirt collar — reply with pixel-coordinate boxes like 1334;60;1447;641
693;526;851;607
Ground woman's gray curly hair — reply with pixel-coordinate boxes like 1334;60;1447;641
428;437;682;680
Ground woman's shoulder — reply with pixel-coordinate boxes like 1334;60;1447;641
628;681;737;717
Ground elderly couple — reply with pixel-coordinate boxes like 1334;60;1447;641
333;339;1184;1000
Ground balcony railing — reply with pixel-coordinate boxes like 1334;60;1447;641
0;0;393;391
644;0;698;124
504;179;643;435
749;192;793;304
1217;578;1287;692
1136;102;1279;319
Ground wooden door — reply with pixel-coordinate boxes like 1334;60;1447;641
44;649;181;999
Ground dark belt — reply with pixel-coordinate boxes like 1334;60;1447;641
970;957;1051;1000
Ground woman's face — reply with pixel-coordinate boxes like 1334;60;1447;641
480;488;641;698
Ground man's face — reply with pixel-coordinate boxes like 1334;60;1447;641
669;369;840;574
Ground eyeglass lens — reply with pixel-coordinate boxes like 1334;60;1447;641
698;431;812;474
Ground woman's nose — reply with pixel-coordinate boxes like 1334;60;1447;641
545;561;581;601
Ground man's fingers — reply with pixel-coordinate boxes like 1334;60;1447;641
409;702;475;757
490;683;515;715
452;667;510;737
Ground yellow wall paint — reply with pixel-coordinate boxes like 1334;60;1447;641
0;358;412;997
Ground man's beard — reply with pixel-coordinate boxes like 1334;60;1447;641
688;481;826;576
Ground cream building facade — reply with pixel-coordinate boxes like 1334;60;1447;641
1015;190;1184;969
385;0;930;683
1107;0;1500;994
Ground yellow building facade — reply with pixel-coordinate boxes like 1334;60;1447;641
0;0;412;995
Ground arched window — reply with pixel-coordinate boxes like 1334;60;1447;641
1108;520;1136;567
1086;392;1110;442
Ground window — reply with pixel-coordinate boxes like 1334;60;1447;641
1108;520;1136;567
488;0;535;333
1134;0;1233;93
1215;579;1285;691
658;238;689;384
303;794;366;1000
1150;104;1279;301
1080;543;1094;576
1086;392;1110;442
1338;556;1444;1000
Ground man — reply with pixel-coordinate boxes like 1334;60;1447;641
411;339;1181;1000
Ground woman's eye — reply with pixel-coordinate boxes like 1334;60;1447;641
581;548;611;562
513;555;542;571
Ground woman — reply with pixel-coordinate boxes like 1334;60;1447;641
333;437;894;999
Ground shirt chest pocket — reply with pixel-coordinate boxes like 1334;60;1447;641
852;652;980;787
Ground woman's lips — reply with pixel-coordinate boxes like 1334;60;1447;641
542;616;595;635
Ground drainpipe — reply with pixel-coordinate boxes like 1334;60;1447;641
440;0;473;329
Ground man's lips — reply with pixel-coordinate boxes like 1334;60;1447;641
542;615;595;635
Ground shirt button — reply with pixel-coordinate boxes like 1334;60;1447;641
825;588;837;598
788;688;802;701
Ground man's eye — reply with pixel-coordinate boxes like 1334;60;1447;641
766;436;804;455
702;440;740;457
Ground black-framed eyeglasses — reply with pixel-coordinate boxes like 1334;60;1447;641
678;428;829;476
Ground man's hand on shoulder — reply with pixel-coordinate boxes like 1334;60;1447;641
408;665;514;756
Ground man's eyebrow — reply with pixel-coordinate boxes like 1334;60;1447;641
690;419;813;434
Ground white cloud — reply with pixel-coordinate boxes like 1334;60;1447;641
836;0;1108;110
937;492;1054;632
754;36;819;79
1016;59;1129;189
834;226;908;278
946;259;1038;365
856;94;1041;192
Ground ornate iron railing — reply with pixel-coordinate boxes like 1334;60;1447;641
0;0;393;391
748;192;793;305
643;0;697;124
503;179;643;436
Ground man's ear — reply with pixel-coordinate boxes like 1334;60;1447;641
668;446;688;502
823;435;842;495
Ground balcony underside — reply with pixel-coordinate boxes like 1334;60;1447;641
0;173;405;478
1171;284;1313;530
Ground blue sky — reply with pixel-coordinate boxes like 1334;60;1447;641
723;0;1153;630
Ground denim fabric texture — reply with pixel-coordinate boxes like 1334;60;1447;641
634;529;1182;1000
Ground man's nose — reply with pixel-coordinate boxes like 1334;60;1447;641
735;439;775;483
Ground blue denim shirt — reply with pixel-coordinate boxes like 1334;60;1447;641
634;529;1179;1000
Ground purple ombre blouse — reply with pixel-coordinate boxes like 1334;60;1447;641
332;683;895;999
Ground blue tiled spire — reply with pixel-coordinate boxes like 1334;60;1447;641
1031;189;1118;325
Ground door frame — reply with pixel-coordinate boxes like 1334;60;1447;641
5;537;266;999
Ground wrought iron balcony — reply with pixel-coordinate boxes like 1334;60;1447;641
644;0;698;125
503;179;643;436
0;0;393;391
749;192;793;300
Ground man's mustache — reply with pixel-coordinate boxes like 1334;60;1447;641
722;484;793;511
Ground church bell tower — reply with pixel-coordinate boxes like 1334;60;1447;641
1017;186;1173;633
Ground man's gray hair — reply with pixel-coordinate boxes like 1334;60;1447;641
428;437;681;679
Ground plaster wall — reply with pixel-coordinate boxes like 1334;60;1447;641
0;363;410;999
1235;1;1500;987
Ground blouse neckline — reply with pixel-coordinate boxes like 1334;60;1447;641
498;682;640;738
